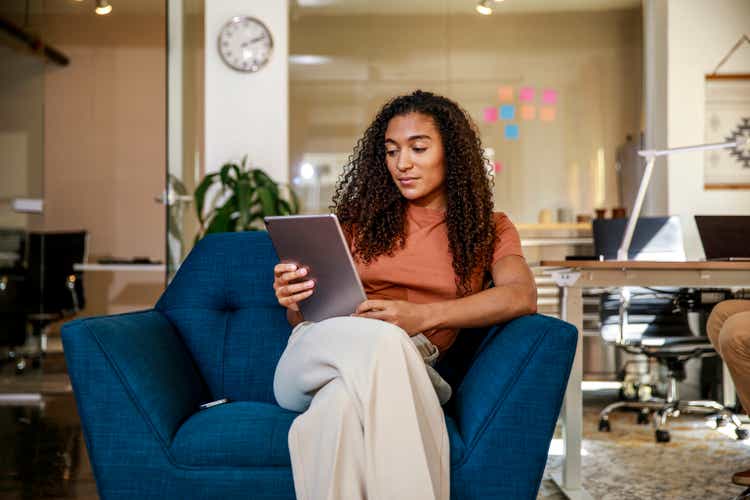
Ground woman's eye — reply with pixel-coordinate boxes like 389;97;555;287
386;150;398;157
413;147;427;153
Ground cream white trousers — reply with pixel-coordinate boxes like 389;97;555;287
272;316;450;500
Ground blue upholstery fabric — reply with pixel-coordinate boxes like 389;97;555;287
63;231;577;499
170;401;297;467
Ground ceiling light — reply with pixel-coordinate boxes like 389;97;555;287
95;0;112;15
476;0;505;15
289;55;333;65
300;163;315;180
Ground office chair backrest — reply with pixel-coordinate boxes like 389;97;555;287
156;231;292;403
593;216;686;261
27;231;87;315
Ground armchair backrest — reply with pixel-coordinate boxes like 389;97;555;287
156;231;290;403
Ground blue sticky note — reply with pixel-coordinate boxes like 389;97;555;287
504;124;519;140
500;104;515;120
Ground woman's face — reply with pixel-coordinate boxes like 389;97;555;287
384;112;447;210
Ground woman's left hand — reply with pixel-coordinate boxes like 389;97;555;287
353;300;429;335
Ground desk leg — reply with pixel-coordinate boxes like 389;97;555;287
552;285;591;499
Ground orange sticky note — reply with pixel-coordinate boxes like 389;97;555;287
498;86;514;102
521;105;536;120
540;107;556;122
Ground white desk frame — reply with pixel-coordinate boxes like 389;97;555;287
543;260;750;500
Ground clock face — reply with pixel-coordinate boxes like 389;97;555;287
218;16;273;73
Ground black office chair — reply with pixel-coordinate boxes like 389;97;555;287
17;231;87;372
592;217;745;442
597;287;745;442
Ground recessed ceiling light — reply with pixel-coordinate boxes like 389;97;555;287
95;0;112;15
476;0;505;15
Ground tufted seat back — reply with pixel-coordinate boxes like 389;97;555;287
156;231;290;403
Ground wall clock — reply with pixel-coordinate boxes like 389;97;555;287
218;16;273;73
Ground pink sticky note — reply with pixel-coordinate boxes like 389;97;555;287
542;89;558;104
498;86;514;102
483;107;498;122
494;161;503;173
519;87;535;102
520;105;536;120
540;107;556;122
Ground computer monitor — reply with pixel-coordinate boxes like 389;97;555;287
695;215;750;260
593;216;685;261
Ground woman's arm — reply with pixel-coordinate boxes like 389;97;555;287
354;255;537;334
422;255;537;331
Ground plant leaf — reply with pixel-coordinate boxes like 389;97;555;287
256;185;278;216
236;178;252;228
219;163;241;190
194;173;219;223
252;169;279;195
204;200;236;235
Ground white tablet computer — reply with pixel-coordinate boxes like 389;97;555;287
264;214;367;322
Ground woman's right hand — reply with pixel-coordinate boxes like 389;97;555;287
273;263;315;312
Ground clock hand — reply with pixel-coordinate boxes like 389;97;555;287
249;35;266;44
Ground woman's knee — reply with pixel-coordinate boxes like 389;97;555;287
309;378;359;424
709;302;734;344
717;312;750;363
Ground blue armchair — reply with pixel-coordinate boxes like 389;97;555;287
62;231;577;499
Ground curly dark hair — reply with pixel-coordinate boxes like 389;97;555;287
331;89;496;296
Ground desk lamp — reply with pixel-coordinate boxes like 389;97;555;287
617;135;749;261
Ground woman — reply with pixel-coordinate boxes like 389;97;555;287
272;90;537;500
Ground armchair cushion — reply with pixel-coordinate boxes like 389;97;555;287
169;401;468;468
170;401;298;467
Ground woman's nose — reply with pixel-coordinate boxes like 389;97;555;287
397;153;413;171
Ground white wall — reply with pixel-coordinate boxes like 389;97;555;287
666;0;750;258
204;1;288;182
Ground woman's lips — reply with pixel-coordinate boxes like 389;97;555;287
398;177;418;186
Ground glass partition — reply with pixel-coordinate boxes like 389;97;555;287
0;0;45;236
289;2;643;223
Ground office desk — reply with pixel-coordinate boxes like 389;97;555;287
540;260;750;500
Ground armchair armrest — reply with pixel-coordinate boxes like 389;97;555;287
62;310;208;454
450;314;576;494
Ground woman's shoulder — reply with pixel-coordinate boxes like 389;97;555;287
490;211;523;261
491;211;517;231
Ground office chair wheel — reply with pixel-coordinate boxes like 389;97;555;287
655;429;670;443
598;419;611;432
736;428;749;440
637;410;650;425
715;414;729;427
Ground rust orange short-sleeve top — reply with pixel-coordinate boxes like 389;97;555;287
348;204;524;353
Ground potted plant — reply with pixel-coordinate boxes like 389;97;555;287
194;156;300;242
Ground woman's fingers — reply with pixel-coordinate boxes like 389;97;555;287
279;288;314;307
281;267;307;284
276;280;315;298
355;299;387;314
274;263;297;277
273;263;312;310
